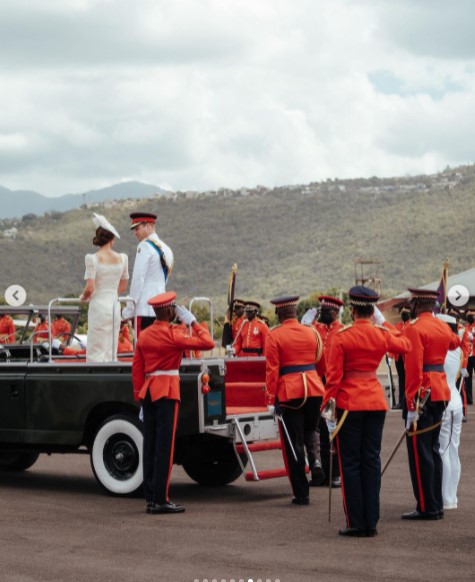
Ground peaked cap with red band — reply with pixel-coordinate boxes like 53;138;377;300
130;212;157;230
147;291;176;308
318;295;344;309
408;288;439;300
270;295;300;309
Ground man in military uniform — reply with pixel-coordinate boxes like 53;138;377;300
462;307;475;405
0;313;16;344
323;286;411;536
132;291;214;514
234;301;269;357
33;315;50;343
51;314;71;341
389;304;411;410
402;288;460;520
312;296;345;487
122;212;174;335
265;295;325;505
231;299;246;340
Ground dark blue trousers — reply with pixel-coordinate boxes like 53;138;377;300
142;393;179;504
336;409;386;530
405;399;445;514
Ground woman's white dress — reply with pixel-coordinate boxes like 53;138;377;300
84;253;129;362
439;347;464;509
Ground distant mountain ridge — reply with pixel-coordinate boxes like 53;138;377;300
0;181;170;219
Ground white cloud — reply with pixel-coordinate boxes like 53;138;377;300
0;0;474;196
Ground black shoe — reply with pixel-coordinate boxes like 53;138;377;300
392;403;402;410
148;501;185;514
438;510;444;519
338;527;366;537
145;501;155;514
331;477;341;488
309;462;326;486
401;510;439;520
291;497;310;505
366;528;378;537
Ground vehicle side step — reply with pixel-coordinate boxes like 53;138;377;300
245;465;310;481
235;439;281;454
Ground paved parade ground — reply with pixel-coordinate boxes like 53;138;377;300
0;409;474;582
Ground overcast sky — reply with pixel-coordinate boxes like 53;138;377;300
1;0;474;197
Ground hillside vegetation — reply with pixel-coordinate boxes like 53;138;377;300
1;164;474;314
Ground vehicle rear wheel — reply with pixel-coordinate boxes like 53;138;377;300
91;414;143;496
0;452;40;471
182;439;247;486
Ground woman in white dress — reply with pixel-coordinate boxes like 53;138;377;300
437;313;464;510
80;213;129;362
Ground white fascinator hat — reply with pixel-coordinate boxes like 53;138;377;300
92;213;120;239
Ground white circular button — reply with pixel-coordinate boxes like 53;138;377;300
447;284;469;307
5;284;27;307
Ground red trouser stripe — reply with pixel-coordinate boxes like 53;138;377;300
411;434;425;513
335;435;350;527
278;422;294;496
165;401;180;502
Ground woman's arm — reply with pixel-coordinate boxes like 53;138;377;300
80;279;95;301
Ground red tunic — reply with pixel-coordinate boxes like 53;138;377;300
324;320;411;411
0;315;16;344
404;312;461;411
314;320;344;352
459;324;471;368
265;318;325;404
388;320;410;360
232;314;246;340
33;321;50;343
51;317;71;339
175;322;204;358
234;318;269;356
132;321;214;401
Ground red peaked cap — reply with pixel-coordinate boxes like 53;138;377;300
130;212;157;230
148;291;176;308
318;295;345;309
270;295;300;308
408;288;439;300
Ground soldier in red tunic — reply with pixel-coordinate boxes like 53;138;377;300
265;295;325;505
402;288;460;521
132;291;214;514
0;313;16;344
234;301;269;357
324;286;411;536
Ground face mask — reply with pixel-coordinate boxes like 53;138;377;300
401;312;410;322
318;311;333;324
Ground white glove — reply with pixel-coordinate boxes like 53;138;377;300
326;418;337;433
387;357;393;366
175;305;197;326
121;305;134;320
372;306;385;325
52;339;62;350
79;340;86;350
139;407;144;422
267;404;275;415
301;307;317;325
406;410;419;430
461;368;468;378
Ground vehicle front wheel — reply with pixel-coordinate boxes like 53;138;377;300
0;452;40;472
91;414;143;496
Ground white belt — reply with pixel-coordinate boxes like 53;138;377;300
146;369;179;377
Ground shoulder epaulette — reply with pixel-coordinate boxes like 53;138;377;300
338;324;353;332
374;323;389;331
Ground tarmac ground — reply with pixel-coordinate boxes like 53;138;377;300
0;408;474;582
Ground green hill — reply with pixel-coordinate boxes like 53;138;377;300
1;164;474;314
